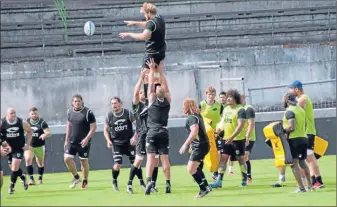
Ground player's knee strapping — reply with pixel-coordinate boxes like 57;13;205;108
299;159;308;169
136;154;144;161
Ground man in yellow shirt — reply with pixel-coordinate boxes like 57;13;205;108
210;89;247;188
289;80;324;188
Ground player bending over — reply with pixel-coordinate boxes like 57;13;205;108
104;97;140;192
24;107;51;185
1;107;32;194
180;98;212;198
130;69;160;193
64;95;97;189
210;89;248;188
144;58;171;195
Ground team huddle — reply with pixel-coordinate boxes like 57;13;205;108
0;1;326;199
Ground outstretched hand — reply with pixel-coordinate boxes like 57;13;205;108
146;58;157;70
124;21;135;26
119;33;129;38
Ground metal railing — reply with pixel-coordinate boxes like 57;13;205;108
248;79;336;112
1;7;336;60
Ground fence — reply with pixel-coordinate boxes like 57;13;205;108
247;79;336;112
1;6;336;60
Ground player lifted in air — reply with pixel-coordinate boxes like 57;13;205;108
180;98;212;198
64;95;97;189
144;58;171;195
1;107;32;194
103;97;140;193
24;107;51;185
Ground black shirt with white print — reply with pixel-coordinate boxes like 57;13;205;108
105;109;134;145
0;117;25;150
27;117;49;147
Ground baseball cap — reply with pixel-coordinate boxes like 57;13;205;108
288;80;303;89
285;92;297;105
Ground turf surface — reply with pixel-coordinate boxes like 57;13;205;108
1;156;336;206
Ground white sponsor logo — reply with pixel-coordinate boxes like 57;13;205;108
31;126;38;132
114;119;128;131
6;127;20;138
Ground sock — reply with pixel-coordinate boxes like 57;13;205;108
166;180;171;186
192;170;207;191
279;174;285;183
246;160;251;178
17;168;25;181
152;167;158;186
74;174;80;180
240;164;248;181
301;177;306;185
146;177;152;185
26;165;34;180
127;165;138;185
199;169;209;186
83;179;88;184
311;176;316;185
316;176;323;185
10;171;19;188
112;169;120;180
213;172;218;177
136;167;144;183
228;165;233;172
38;167;44;180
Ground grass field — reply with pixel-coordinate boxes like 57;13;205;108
1;156;336;206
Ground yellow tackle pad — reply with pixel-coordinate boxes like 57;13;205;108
263;122;294;167
314;136;328;159
203;118;219;172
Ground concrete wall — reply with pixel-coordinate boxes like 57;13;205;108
1;109;335;175
1;44;336;124
1;0;335;23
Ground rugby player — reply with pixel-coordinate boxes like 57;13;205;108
199;87;223;179
241;93;256;183
130;69;160;193
1;133;11;197
289;80;324;188
120;2;166;72
24;107;51;185
210;89;248;188
180;98;211;198
144;58;171;195
64;95;97;189
282;93;313;192
1;107;32;194
104;97;139;193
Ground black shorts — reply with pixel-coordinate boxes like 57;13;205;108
65;143;91;159
142;51;165;69
146;128;169;155
112;143;135;165
136;133;147;156
7;148;24;165
245;141;255;153
189;144;210;162
222;139;246;157
307;134;315;150
216;137;224;151
288;137;308;160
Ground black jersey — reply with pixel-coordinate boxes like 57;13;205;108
27;118;49;147
185;114;209;148
0;117;25;150
133;100;148;135
147;98;170;129
145;14;166;54
67;107;96;145
105;109;134;145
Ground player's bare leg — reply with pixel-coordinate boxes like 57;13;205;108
64;155;81;189
228;159;235;175
306;153;324;188
80;158;89;189
271;166;286;187
188;161;211;198
9;158;28;194
160;154;171;193
112;162;122;191
24;150;35;185
236;155;248;186
35;156;45;184
211;154;229;188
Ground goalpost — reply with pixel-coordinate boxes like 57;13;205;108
220;77;249;104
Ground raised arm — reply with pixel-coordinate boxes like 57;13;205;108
158;62;172;103
124;21;147;28
119;20;154;40
146;58;157;105
133;69;148;105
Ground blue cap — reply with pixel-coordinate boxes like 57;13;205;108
288;80;303;89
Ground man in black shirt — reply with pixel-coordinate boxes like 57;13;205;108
104;96;140;193
180;98;211;198
144;58;171;195
1;107;32;194
64;94;97;190
24;107;51;185
120;3;166;69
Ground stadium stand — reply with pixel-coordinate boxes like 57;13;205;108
1;0;336;62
